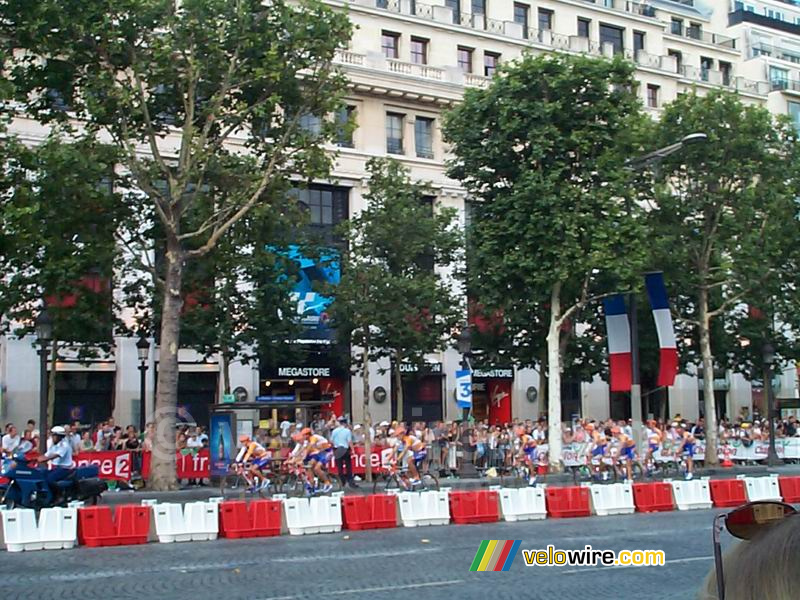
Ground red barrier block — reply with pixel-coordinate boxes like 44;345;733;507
632;482;674;513
545;486;591;518
78;505;150;547
249;500;282;537
219;500;282;538
449;490;499;525
710;479;747;508
779;476;800;503
343;495;397;530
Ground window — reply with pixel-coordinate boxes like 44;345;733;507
386;112;404;154
720;61;732;86
457;47;473;73
538;8;553;31
688;22;702;40
788;101;800;132
471;0;485;14
766;9;785;21
410;37;428;65
514;3;529;39
291;185;349;243
668;49;682;71
484;52;500;77
382;31;399;59
415;117;434;159
299;113;321;136
701;57;714;82
446;0;461;24
376;0;389;7
646;84;659;108
577;18;590;39
335;105;355;148
633;31;645;54
770;66;789;89
599;23;624;55
671;18;683;36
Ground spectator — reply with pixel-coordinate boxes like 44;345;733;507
331;416;357;489
2;423;20;458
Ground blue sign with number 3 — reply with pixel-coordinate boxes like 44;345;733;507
456;369;472;409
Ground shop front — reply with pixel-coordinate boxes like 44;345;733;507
259;362;348;426
393;362;444;423
472;366;514;425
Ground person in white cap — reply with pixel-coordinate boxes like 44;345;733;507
38;425;75;489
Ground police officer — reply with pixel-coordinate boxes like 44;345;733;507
38;425;75;488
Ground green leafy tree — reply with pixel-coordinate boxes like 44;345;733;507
327;158;463;480
443;53;646;469
1;0;352;489
646;90;800;464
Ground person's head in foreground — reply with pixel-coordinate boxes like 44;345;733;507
699;501;800;600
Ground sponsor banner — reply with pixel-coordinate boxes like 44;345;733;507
399;362;443;374
329;445;389;475
140;450;210;480
75;451;132;481
472;367;514;380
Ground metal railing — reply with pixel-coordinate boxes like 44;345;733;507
770;78;800;93
667;27;737;50
751;42;800;64
580;0;657;18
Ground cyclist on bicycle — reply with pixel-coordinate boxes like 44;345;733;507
588;424;610;481
393;425;427;488
514;426;538;487
298;427;334;493
613;427;637;481
644;420;662;472
235;434;272;491
675;423;696;480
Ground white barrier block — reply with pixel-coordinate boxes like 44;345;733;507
153;503;190;543
184;501;219;541
2;509;42;552
38;508;78;550
499;487;547;522
589;483;635;516
743;476;782;502
669;479;713;511
283;496;342;535
284;498;315;536
397;490;450;527
140;499;158;507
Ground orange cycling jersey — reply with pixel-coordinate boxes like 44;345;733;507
242;441;268;462
308;434;331;452
400;435;425;452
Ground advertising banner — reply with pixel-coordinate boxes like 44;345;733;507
210;412;236;477
455;369;473;410
75;451;132;481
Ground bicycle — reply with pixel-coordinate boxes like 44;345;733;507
371;459;439;494
219;461;279;498
282;461;342;497
501;459;537;488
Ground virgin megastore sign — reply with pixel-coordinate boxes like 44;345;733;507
275;366;332;378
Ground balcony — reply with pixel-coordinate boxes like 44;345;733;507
665;27;737;50
750;42;800;64
770;78;800;93
729;8;800;36
580;0;657;19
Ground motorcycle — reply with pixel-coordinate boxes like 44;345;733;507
0;453;107;509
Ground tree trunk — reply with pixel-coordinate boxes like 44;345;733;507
394;354;404;423
148;240;184;490
47;341;58;428
539;346;548;419
546;283;563;472
362;348;373;483
698;287;718;466
221;350;231;396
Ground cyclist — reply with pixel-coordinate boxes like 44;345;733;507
298;427;334;493
613;426;637;481
514;425;538;486
235;434;272;491
644;419;662;473
588;423;610;481
675;423;696;480
393;425;427;488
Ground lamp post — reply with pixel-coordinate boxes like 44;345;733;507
35;309;53;453
456;324;472;422
136;334;150;433
762;342;781;466
625;133;708;448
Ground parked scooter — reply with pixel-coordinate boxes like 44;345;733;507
0;453;107;509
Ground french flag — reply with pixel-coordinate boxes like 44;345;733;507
603;295;632;392
645;272;679;387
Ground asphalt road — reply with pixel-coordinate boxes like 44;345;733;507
0;508;734;600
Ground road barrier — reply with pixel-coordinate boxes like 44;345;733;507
545;486;591;518
153;501;219;543
632;482;674;512
778;476;800;503
284;495;343;535
342;494;397;530
449;490;500;524
709;479;747;508
588;483;635;516
219;500;282;539
1;507;78;552
78;505;150;547
669;479;713;511
497;487;547;521
397;490;450;527
741;475;782;502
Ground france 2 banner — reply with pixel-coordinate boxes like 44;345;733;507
75;451;132;481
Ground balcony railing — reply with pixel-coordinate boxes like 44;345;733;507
666;27;737;50
751;42;800;64
770;78;800;93
580;0;657;18
387;58;444;80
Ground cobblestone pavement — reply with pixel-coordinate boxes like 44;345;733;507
0;508;735;600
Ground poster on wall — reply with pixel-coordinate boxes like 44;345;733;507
209;411;236;478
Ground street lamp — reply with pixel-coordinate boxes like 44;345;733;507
625;132;709;171
457;325;472;422
762;342;781;466
35;309;53;453
136;333;150;433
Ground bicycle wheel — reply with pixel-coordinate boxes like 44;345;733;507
630;462;644;481
284;473;307;497
420;471;439;491
220;471;247;497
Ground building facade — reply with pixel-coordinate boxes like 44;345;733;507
1;0;798;430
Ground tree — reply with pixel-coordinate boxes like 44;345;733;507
328;158;463;479
645;90;800;464
443;53;646;470
1;0;352;489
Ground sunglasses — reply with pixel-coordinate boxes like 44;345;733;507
712;501;797;600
